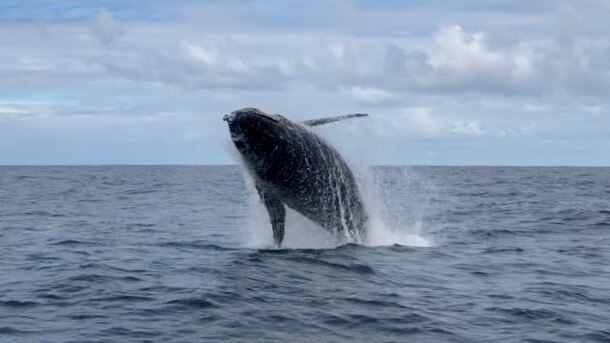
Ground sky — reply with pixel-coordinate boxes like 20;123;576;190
1;0;609;166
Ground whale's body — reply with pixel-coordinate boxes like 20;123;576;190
224;108;368;246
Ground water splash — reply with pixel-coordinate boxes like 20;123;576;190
364;217;432;247
354;165;434;248
239;162;434;249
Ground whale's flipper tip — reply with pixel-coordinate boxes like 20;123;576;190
303;113;369;127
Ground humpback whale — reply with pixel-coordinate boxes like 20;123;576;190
224;108;368;247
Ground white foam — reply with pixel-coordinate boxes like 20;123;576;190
363;218;433;247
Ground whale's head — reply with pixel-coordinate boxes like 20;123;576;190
224;108;290;174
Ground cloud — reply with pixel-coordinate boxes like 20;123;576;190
2;0;610;165
497;128;517;138
377;25;539;94
401;107;441;135
522;103;551;113
453;121;485;136
182;41;255;75
582;105;603;114
51;12;610;99
340;86;394;105
94;38;293;91
429;26;507;77
372;107;444;139
497;123;536;138
0;104;30;122
0;105;28;115
90;9;125;44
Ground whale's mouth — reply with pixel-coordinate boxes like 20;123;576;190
224;113;245;142
224;110;280;143
223;113;235;123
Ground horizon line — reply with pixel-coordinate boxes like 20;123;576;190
1;164;609;168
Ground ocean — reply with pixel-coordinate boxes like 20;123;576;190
1;165;609;342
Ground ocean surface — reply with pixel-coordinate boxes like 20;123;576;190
1;165;609;342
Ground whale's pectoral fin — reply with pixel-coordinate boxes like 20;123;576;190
256;184;286;247
303;113;368;126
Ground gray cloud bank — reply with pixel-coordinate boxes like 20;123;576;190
1;0;609;165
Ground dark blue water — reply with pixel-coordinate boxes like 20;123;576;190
1;166;609;342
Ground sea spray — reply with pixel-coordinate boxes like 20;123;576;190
239;161;433;249
353;165;433;247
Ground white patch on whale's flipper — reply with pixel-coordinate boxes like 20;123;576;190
303;113;369;126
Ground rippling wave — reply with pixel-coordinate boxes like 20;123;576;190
1;166;609;342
